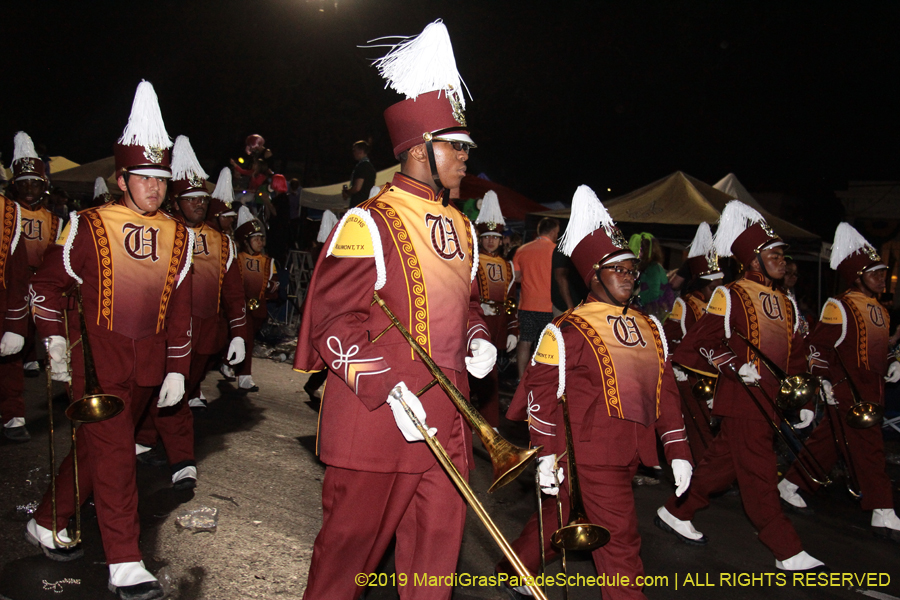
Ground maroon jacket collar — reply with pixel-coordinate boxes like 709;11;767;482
742;270;769;286
390;172;441;203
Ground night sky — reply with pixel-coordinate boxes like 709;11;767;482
3;1;899;236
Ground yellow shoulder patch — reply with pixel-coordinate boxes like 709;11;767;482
330;213;374;257
669;298;685;321
706;287;729;317
533;327;560;365
58;220;73;246
821;300;844;325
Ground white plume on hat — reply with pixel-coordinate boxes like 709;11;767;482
117;80;172;149
713;200;766;258
558;185;617;258
475;191;505;227
830;222;877;271
369;19;470;107
170;136;208;182
236;205;258;231
93;177;109;199
12;131;39;165
688;222;714;259
212;167;234;202
317;210;339;243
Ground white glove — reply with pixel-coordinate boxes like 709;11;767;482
537;454;564;496
885;361;900;384
506;334;517;353
796;408;815;429
0;332;24;356
480;302;497;316
821;380;837;406
465;339;497;379
386;382;436;442
672;458;693;497
46;335;71;382
227;337;246;365
673;366;688;382
158;373;186;407
738;362;762;384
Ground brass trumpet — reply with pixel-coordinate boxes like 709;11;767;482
46;286;125;547
734;331;819;411
371;291;539;492
550;393;611;552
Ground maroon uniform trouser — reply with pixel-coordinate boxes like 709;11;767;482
498;457;647;600
237;315;267;377
0;352;24;424
469;314;506;427
785;401;893;511
665;416;804;560
33;376;155;565
676;378;715;464
303;419;468;600
135;353;213;470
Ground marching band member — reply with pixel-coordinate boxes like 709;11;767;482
655;200;826;572
471;191;518;428
664;222;723;462
25;81;193;600
778;223;900;540
294;20;494;599
499;186;691;600
0;132;58;441
135;140;249;489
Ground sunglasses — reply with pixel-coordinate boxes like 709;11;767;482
436;139;475;154
600;265;639;278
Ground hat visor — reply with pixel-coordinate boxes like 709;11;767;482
760;240;787;251
433;132;476;147
179;190;210;198
13;174;45;182
599;250;637;267
127;167;172;178
865;264;888;273
219;210;237;217
479;231;502;237
701;271;724;280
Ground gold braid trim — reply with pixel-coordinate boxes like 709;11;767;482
732;283;760;369
844;298;869;371
567;313;624;419
86;211;114;329
157;222;186;333
0;198;13;287
216;230;228;314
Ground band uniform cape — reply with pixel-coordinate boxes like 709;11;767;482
18;204;61;271
32;200;194;387
785;290;897;509
0;196;28;337
664;291;707;351
294;172;491;473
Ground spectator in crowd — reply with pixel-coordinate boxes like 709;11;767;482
341;140;376;208
551;245;588;316
266;174;292;265
513;217;559;381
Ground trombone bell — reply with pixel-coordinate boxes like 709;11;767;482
691;377;715;403
65;392;125;423
550;518;611;552
776;373;819;411
847;402;884;429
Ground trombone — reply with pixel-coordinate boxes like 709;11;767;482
371;291;538;492
721;336;832;487
833;348;883;429
45;286;125;548
390;389;549;600
820;390;862;500
735;331;819;411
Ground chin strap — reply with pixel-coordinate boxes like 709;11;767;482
754;251;778;290
425;138;449;206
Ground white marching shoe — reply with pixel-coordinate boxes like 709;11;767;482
654;506;708;545
24;518;83;561
109;561;164;600
872;508;900;542
775;550;826;572
778;479;807;509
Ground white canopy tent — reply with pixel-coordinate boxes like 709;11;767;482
299;163;401;211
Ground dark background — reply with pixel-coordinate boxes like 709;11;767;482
3;1;899;236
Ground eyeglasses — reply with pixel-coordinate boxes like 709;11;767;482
600;265;639;278
437;140;475;154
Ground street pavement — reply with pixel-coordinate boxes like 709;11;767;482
1;358;899;600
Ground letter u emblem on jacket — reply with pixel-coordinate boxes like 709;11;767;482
122;223;160;261
607;315;647;348
425;213;465;261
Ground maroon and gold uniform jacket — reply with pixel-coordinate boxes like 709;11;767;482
31;202;193;386
673;271;807;421
808;290;895;406
0;196;29;336
475;250;518;341
18;205;60;271
188;222;248;353
238;251;276;320
663;291;706;353
295;172;491;473
508;297;691;467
